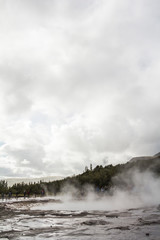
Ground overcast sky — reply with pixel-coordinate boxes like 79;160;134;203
0;0;160;178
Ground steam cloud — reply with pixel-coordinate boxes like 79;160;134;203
33;170;160;211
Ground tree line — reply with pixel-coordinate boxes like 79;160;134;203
1;155;160;198
0;164;120;197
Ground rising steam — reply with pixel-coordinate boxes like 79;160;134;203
32;170;160;211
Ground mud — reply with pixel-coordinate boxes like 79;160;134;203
0;198;160;240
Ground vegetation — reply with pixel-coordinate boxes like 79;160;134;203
0;154;160;198
45;164;121;195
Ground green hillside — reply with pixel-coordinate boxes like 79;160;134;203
46;153;160;195
0;153;160;197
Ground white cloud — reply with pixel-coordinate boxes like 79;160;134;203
0;0;160;177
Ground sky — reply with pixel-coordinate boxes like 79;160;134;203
0;0;160;178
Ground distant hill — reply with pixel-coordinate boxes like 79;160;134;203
129;152;160;163
153;152;160;157
111;153;160;190
124;153;160;174
0;176;64;187
45;152;160;194
0;153;159;195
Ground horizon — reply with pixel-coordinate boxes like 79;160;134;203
1;151;159;187
0;175;64;187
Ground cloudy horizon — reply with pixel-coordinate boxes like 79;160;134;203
0;0;160;178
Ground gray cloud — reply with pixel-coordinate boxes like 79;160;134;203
0;0;160;177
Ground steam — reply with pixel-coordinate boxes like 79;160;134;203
32;170;160;211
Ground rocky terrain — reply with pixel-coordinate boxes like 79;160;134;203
0;198;160;240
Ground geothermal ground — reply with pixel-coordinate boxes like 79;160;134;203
0;197;160;240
